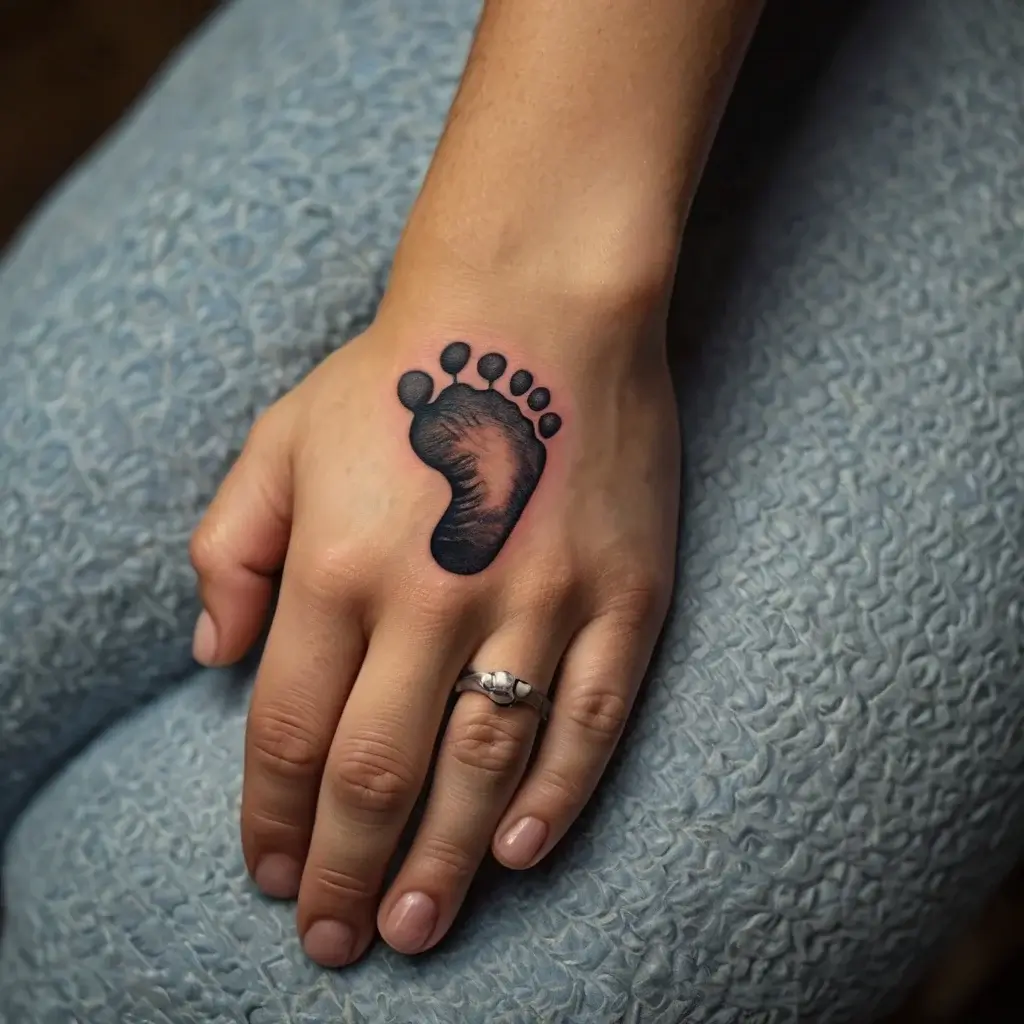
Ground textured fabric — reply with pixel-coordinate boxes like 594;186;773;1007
2;0;1024;1022
0;0;473;833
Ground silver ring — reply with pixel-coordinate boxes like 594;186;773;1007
455;670;552;720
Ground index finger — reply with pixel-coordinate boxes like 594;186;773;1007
241;551;366;899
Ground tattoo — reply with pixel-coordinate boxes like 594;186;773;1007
398;342;562;575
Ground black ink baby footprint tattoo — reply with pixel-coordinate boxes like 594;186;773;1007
397;341;562;575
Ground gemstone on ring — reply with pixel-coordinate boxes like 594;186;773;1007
478;671;518;705
454;670;552;719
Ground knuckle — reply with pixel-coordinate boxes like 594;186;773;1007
513;557;578;615
327;734;419;815
541;560;579;606
406;574;475;624
189;520;223;578
417;835;476;881
247;706;324;778
535;761;585;807
301;545;364;606
603;568;671;625
308;862;376;903
447;711;525;776
562;688;630;740
244;805;304;838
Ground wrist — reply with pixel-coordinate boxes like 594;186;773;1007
409;184;678;299
381;216;673;371
384;173;681;366
404;108;690;294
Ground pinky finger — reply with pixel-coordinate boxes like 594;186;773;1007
491;611;658;870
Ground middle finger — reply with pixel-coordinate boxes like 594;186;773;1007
297;614;471;967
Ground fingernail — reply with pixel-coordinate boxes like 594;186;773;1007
303;919;356;967
499;817;548;868
254;855;301;899
192;610;218;665
385;892;438;954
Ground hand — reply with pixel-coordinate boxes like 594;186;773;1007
189;277;681;966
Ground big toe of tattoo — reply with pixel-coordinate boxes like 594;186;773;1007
398;349;561;575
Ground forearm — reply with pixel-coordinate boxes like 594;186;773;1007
392;0;764;316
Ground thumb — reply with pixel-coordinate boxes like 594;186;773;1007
189;408;293;666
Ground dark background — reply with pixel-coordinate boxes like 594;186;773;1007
0;0;217;248
0;1;1019;1020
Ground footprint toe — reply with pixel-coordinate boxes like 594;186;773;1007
398;370;434;410
440;341;471;376
527;387;550;411
538;412;562;439
478;353;508;383
509;369;533;396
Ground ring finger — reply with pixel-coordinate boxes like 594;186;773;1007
377;618;572;954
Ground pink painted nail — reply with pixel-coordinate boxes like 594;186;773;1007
303;919;356;967
499;817;548;867
192;610;218;665
254;855;301;899
385;892;438;954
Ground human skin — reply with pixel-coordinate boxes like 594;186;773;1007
190;0;764;967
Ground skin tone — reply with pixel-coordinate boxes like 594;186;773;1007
191;0;764;966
